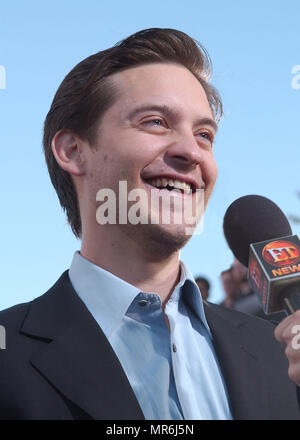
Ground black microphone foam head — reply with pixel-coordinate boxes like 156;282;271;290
223;195;292;267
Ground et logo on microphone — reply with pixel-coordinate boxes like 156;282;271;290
249;235;300;314
262;240;300;267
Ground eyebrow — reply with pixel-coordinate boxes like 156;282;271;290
127;104;218;133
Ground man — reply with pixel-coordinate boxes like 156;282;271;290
220;267;240;308
0;28;299;420
195;276;210;301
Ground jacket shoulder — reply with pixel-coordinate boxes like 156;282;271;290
204;300;286;357
0;301;31;335
0;275;72;419
205;300;280;329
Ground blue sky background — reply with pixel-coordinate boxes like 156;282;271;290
0;0;299;310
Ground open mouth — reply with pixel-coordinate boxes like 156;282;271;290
143;177;196;195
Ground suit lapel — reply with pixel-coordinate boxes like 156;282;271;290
204;302;268;420
21;271;144;420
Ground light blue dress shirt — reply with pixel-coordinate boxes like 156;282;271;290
69;251;232;420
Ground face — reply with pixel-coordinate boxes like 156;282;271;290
232;258;248;283
196;281;209;300
221;272;236;298
81;63;218;255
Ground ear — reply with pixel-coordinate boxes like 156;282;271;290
51;130;85;176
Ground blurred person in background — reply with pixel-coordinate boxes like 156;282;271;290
195;276;210;301
221;258;286;323
219;267;240;308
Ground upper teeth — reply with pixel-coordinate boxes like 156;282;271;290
148;178;192;193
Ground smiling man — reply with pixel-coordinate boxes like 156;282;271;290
0;28;299;420
52;61;218;304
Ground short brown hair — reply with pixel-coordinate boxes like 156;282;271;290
43;28;223;238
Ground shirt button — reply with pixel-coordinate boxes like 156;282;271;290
138;299;148;307
172;343;177;353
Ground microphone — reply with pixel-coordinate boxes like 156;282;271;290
223;195;300;315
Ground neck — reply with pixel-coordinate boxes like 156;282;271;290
80;226;182;306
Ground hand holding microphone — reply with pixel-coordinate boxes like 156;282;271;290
274;311;300;387
223;195;300;386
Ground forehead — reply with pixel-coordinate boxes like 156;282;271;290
108;63;213;119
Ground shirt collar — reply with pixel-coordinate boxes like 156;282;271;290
69;251;211;338
69;251;140;338
179;261;212;336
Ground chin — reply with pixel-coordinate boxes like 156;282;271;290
130;223;192;259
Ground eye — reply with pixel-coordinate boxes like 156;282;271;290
197;131;214;145
140;117;170;134
142;118;165;127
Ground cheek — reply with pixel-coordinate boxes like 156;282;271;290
212;162;218;184
88;152;141;190
126;130;167;158
203;154;218;188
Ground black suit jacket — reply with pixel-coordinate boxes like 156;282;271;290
0;271;299;420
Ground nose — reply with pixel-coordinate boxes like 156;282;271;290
164;132;204;170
